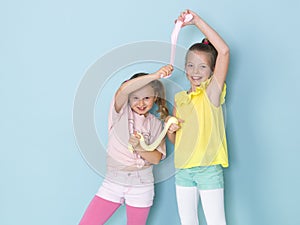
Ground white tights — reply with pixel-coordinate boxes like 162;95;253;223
176;186;226;225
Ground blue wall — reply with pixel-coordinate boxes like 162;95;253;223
1;0;300;225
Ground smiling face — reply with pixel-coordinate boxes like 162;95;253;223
129;84;156;116
185;50;213;92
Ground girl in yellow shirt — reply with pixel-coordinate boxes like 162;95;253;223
167;9;230;225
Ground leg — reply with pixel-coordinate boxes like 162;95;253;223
199;188;226;225
126;204;150;225
175;185;199;225
79;195;121;225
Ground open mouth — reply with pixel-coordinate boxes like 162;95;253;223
137;106;147;111
191;76;202;81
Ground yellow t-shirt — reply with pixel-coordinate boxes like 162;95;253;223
174;79;228;168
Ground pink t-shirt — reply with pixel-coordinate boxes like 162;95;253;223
106;99;166;172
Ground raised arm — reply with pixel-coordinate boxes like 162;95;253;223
179;10;230;90
114;65;173;113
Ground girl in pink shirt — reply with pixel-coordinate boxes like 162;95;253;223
79;65;173;225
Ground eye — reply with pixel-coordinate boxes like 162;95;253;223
144;96;150;100
187;64;193;68
199;64;211;71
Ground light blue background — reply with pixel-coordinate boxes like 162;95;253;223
1;0;300;225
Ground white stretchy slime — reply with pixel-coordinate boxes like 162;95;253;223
128;116;178;153
168;13;193;73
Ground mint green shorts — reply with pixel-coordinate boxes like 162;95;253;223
175;165;224;190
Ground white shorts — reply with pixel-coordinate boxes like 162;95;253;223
96;168;155;207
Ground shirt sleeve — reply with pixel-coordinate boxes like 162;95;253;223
108;97;127;132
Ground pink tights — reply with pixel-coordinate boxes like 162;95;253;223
79;195;151;225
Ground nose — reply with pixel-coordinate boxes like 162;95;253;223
193;66;200;74
137;99;145;106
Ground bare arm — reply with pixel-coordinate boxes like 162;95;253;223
114;65;173;112
136;149;163;165
166;105;182;144
185;10;229;86
179;10;230;106
166;106;177;144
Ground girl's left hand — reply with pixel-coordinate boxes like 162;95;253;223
176;9;198;27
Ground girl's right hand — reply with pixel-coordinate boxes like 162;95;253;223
165;116;183;134
129;132;144;152
155;64;173;78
